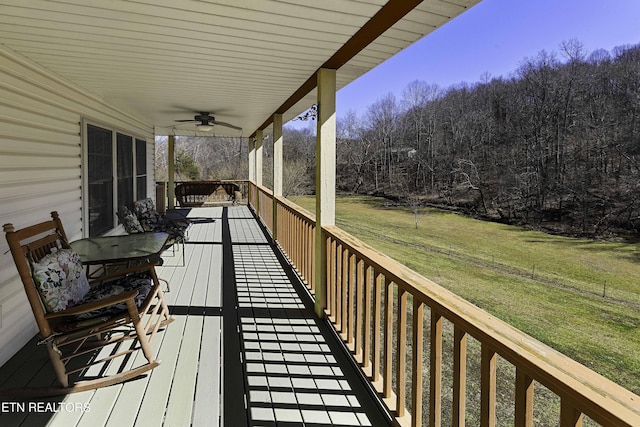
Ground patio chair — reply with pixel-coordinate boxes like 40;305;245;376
2;212;173;396
133;198;190;235
117;204;186;266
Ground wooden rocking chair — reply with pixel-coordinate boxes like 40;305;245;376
2;212;173;396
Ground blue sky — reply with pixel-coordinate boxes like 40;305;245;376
333;0;640;118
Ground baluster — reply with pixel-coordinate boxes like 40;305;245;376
327;237;335;319
309;223;315;292
412;298;425;427
347;253;356;348
560;398;583;427
363;264;373;372
453;326;467;427
397;288;408;417
515;368;534;427
383;279;394;400
430;310;442;427
355;258;364;362
335;242;343;331
341;248;349;342
481;344;497;427
372;270;382;384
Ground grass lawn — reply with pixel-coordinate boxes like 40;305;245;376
289;195;640;395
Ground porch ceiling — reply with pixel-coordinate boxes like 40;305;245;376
0;0;480;137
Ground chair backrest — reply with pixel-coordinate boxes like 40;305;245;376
3;211;70;336
117;205;144;234
133;198;160;228
133;198;158;217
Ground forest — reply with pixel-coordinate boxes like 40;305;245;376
157;40;640;239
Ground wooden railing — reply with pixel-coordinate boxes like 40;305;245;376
160;179;249;209
248;182;640;427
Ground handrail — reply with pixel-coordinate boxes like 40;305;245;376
248;182;640;427
159;179;249;208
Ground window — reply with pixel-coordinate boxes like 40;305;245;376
87;124;114;236
136;138;147;199
85;123;147;237
117;133;134;210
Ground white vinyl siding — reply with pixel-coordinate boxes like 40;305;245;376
0;46;154;366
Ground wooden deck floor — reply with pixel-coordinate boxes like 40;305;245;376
0;206;389;426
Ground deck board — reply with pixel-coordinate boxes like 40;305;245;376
192;316;222;426
0;206;390;426
163;315;203;426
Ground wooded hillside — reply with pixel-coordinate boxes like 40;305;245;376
157;40;640;238
329;40;640;238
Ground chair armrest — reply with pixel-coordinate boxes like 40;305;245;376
90;261;158;285
160;215;190;230
44;290;139;319
164;210;190;223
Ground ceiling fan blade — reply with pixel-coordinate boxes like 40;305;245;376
212;120;242;130
175;119;197;123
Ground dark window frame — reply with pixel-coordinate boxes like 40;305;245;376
84;122;148;237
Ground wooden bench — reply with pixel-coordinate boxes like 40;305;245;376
175;181;242;207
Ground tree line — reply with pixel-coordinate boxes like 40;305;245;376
156;40;640;238
328;40;640;238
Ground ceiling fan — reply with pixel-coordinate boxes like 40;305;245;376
175;112;242;132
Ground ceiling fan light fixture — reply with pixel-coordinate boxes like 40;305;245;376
196;124;214;132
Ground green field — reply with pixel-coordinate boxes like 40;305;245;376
290;195;640;395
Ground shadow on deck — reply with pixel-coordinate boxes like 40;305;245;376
0;206;389;426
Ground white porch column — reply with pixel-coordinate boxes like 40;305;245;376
272;113;283;241
248;136;256;207
248;136;256;182
255;129;263;187
167;135;175;210
254;130;263;215
314;68;336;318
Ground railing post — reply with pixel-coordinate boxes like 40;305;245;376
155;181;166;214
167;134;175;210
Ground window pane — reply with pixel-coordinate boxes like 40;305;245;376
117;133;134;209
136;138;147;199
87;124;113;236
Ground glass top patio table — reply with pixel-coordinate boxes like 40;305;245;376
69;232;169;265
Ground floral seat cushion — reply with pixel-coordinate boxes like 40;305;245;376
133;198;163;231
133;198;188;240
118;205;144;234
31;248;91;312
75;272;153;320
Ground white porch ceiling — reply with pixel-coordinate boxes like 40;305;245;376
0;0;480;137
